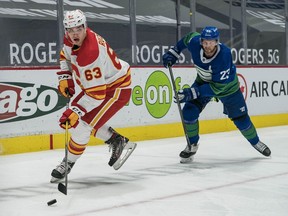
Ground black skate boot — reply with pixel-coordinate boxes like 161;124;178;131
105;127;129;167
50;159;75;183
179;143;199;163
252;141;271;157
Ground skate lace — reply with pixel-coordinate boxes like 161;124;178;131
184;145;191;153
254;142;266;152
109;143;117;154
56;162;72;174
184;143;198;153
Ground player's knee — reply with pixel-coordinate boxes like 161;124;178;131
183;102;200;123
232;114;252;131
70;121;91;144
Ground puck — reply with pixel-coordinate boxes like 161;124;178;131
47;199;57;206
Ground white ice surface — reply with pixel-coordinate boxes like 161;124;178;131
0;126;287;216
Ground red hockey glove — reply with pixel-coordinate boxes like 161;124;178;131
59;106;86;129
57;71;75;98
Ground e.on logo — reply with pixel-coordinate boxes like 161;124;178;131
0;82;65;123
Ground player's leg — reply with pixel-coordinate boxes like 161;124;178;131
221;90;271;157
232;114;271;156
50;121;92;183
86;88;136;168
92;125;130;166
180;97;212;163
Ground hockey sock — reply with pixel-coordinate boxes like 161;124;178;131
240;124;259;145
67;138;87;162
233;115;259;145
185;120;200;144
93;125;113;141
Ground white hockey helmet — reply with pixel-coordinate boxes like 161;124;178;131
63;9;87;29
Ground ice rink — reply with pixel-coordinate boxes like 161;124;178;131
1;125;287;216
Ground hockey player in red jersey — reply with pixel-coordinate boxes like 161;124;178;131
51;9;136;183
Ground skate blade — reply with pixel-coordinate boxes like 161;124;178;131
180;155;194;163
113;142;137;170
50;177;64;184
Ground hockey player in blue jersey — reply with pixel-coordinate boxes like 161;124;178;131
163;26;271;163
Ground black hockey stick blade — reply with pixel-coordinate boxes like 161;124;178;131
58;183;67;195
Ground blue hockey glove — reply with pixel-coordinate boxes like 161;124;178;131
162;48;181;68
175;87;200;103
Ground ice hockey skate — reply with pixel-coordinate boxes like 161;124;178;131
179;143;199;163
252;141;271;157
105;128;137;170
50;160;75;183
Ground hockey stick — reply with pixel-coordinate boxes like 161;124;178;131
58;96;70;195
168;66;191;146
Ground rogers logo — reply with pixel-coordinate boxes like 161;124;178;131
0;82;66;123
237;73;248;100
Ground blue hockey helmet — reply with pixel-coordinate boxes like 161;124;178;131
200;26;219;41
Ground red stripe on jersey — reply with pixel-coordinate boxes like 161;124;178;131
87;92;106;100
57;70;72;75
107;69;131;90
76;29;100;67
85;85;106;100
72;64;80;77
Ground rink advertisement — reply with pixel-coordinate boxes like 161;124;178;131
0;66;287;140
0;0;286;66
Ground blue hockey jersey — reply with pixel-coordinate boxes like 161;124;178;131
176;33;239;98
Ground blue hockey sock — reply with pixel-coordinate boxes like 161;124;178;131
233;115;259;145
185;120;200;144
240;124;259;145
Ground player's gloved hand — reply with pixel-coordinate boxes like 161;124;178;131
57;71;75;98
175;87;200;103
162;47;181;68
59;106;86;129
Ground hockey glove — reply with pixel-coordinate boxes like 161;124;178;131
175;87;200;103
59;106;86;129
162;47;181;68
57;71;75;98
